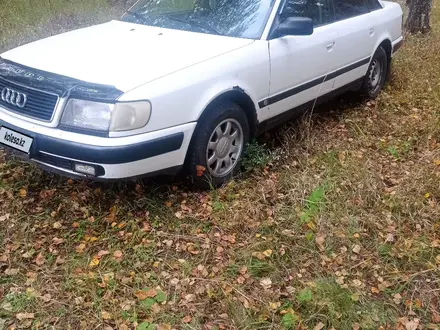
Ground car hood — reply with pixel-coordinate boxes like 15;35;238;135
1;20;253;92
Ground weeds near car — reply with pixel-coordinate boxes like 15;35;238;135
241;140;272;171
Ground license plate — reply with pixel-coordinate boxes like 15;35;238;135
0;127;33;153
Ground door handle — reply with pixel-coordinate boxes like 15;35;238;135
369;27;375;36
326;41;335;51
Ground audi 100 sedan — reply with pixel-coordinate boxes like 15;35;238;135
0;0;403;188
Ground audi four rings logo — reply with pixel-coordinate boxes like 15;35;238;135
1;87;28;108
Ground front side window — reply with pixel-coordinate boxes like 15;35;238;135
121;0;276;39
281;0;332;27
333;0;369;21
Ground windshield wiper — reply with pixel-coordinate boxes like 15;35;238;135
166;15;222;36
124;11;149;24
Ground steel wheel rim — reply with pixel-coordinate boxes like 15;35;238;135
368;59;382;94
206;118;244;177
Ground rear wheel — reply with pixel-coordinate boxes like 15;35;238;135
360;46;389;99
187;100;250;189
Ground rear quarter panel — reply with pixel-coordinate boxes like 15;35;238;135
371;1;404;52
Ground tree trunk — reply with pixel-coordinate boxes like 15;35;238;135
405;0;432;33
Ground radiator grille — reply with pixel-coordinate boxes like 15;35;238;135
0;78;59;121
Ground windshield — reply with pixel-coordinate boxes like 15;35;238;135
121;0;275;39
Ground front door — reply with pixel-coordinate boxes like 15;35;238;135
260;0;337;122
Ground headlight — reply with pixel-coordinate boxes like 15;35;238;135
61;99;113;132
61;99;152;133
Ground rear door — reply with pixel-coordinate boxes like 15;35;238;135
330;0;375;90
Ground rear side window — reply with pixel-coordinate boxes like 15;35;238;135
282;0;333;27
333;0;369;21
366;0;383;11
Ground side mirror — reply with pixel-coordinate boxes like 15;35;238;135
277;17;314;37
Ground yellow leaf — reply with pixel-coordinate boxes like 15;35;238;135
252;252;266;260
19;189;27;197
89;257;100;267
434;160;440;166
101;311;112;320
425;193;431;198
263;249;273;257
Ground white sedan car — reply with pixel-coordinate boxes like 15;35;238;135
0;0;403;188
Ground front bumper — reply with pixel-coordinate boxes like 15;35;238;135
0;108;196;179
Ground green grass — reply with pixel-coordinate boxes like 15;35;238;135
0;1;440;329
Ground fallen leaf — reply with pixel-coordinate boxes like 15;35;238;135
252;252;266;260
405;318;420;330
35;253;45;266
4;268;19;275
431;310;440;323
52;237;64;245
371;287;380;294
16;312;34;320
113;250;123;262
0;213;10;222
182;315;192;323
101;311;112;320
55;256;65;265
314;322;325;330
393;293;402;304
97;250;110;258
89;257;100;267
19;189;27;197
260;277;272;290
196;165;206;177
263;249;273;257
378;280;392;291
315;233;326;250
75;243;86;254
135;288;157;300
352;244;361;254
184;294;196;302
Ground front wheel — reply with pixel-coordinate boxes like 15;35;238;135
360;46;389;99
186;100;250;189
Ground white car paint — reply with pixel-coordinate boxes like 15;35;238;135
0;0;403;180
1;20;254;92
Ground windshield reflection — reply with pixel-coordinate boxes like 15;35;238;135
121;0;275;39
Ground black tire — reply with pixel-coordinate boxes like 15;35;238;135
186;100;250;189
360;46;389;99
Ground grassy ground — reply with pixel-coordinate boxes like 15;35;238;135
0;1;440;329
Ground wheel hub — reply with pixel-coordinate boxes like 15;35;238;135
368;59;382;93
206;119;244;177
216;137;230;158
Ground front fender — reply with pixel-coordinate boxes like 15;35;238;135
119;40;270;133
